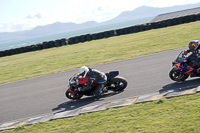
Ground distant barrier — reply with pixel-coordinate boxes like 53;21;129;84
1;13;200;57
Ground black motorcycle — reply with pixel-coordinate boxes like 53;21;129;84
65;71;127;99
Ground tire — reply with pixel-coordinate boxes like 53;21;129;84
110;76;128;91
169;69;189;82
65;91;83;100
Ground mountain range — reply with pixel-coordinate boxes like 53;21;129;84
1;2;200;44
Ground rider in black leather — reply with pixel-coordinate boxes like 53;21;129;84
78;66;107;98
183;40;200;70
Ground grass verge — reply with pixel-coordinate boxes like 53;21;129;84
1;21;200;84
1;93;200;133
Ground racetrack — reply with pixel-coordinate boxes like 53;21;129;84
1;47;200;124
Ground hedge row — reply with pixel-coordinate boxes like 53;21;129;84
1;13;200;57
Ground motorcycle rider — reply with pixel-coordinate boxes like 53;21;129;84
182;40;200;71
78;66;107;98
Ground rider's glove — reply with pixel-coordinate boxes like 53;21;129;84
183;50;189;55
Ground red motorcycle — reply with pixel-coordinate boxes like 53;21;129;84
65;71;127;99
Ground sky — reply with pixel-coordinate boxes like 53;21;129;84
0;0;200;32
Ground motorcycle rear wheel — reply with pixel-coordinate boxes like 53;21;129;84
169;69;189;82
65;91;83;100
110;76;127;91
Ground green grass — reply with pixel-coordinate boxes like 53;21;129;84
1;21;200;84
2;93;200;133
1;21;200;132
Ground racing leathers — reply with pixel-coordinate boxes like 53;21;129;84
183;50;200;69
80;68;107;97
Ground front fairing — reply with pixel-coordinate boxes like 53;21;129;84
172;51;189;72
68;74;79;90
172;60;188;72
173;66;188;72
173;51;183;63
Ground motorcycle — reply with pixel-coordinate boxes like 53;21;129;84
65;71;127;99
169;51;200;82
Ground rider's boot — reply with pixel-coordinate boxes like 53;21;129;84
93;84;105;98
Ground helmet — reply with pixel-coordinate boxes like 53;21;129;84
79;66;89;78
189;40;199;52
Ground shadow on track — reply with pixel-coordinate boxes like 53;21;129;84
160;78;200;93
52;91;124;113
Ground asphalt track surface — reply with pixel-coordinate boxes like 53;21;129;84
1;48;200;124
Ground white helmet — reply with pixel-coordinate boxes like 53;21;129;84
79;66;89;77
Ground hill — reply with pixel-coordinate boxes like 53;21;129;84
104;3;200;24
1;2;200;44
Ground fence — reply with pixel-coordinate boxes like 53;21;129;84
1;13;200;57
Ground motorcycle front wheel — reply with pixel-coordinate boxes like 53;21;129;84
169;69;189;82
65;91;83;100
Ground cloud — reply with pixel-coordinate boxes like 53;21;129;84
0;10;57;32
97;6;103;11
26;13;42;19
1;0;200;32
25;10;48;20
0;0;148;32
